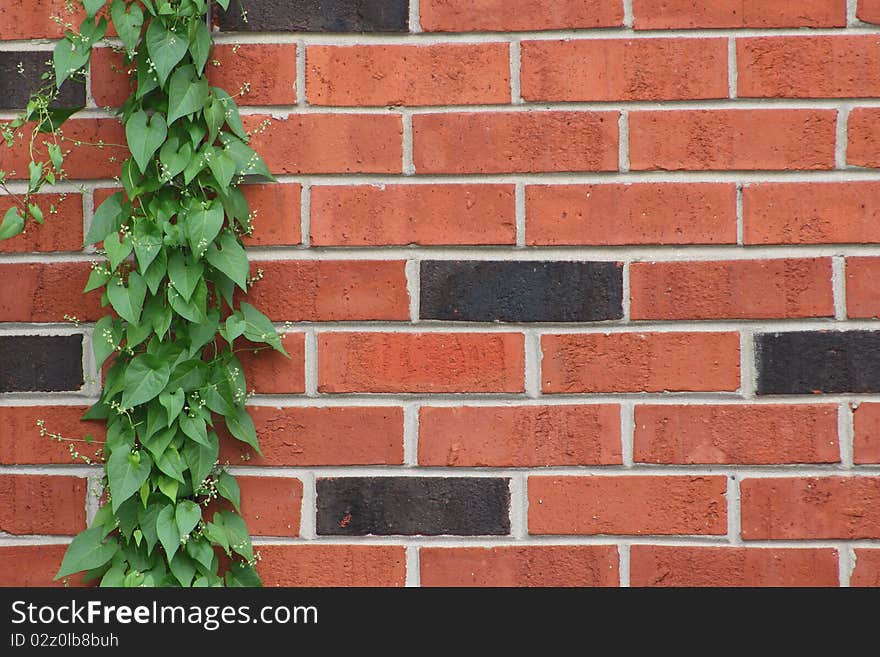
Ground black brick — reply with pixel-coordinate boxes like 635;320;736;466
0;335;84;392
216;0;410;32
420;260;624;322
317;477;510;536
756;331;880;394
0;52;85;110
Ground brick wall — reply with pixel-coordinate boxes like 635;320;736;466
1;0;880;587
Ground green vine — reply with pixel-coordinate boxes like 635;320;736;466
0;0;282;587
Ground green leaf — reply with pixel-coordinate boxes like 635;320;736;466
157;445;186;483
204;521;228;554
100;557;126;587
179;413;209;447
227;562;262;587
107;449;153;512
156;504;180;560
145;19;188;86
0;207;24;240
133;219;163;272
175;500;201;536
28;204;43;225
225;406;261;454
216;471;241;512
28;161;42;191
185;199;224;257
143;425;175;461
111;0;144;55
126;110;167;173
220;510;253;560
143;247;167;295
240;302;285;354
214;90;247;141
137;502;161;553
189;19;211;75
86;192;123;246
220;132;274;181
168;280;207;324
84;266;110;293
167;251;203;302
103;230;132;270
158;136;193;181
48;143;63;171
121;353;171;409
158;475;178;502
186;537;214;570
170;551;196;587
53;37;90;88
92;315;122;367
204;96;225;145
107;271;147;325
115;496;139;540
159;388;185;426
184;432;218;489
224;314;247;345
56;526;119;579
208;148;236;189
206;232;249;291
83;0;106;17
167;65;208;125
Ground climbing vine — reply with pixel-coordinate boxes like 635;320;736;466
0;0;280;586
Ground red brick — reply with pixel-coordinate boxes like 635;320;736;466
738;36;880;99
633;0;846;29
240;184;301;247
541;332;740;393
88;48;130;109
859;0;880;23
634;404;840;465
257;545;406;587
630;546;839;587
629;110;837;171
418;405;622;466
208;44;297;106
852;549;880;586
246;260;409;322
318;332;525;393
421;546;619;587
0;262;103;322
245;114;402;174
0;194;83;253
526;183;737;246
0;406;104;465
741;477;880;539
307;44;510;106
846;257;880;318
237;333;305;395
630;258;834;320
0;475;86;535
220;406;404;466
0;545;88;587
0;119;126;180
743;182;880;244
413;111;618;174
420;0;624;31
235;476;302;537
310;184;515;246
521;39;728;102
529;476;727;535
853;402;880;464
0;0;84;39
848;108;880;167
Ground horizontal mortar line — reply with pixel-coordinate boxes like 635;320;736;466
5;244;880;265
6;393;880;408
2;533;880;548
3;171;880;196
0;465;101;477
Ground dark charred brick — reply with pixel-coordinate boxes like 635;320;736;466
420;260;624;322
216;0;410;33
0;52;85;110
317;477;510;536
0;335;83;392
756;331;880;394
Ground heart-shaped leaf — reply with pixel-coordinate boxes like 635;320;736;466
55;526;119;579
159;388;185;426
103;230;132;270
86;192;124;246
167;65;208;125
107;448;153;512
175;500;201;536
111;0;144;55
159;136;193;181
107;271;147;325
167;251;203;302
145;20;188;86
185;199;224;257
206;231;249;291
121;353;171;409
126;110;167;172
133;218;163;272
156;504;180;560
0;207;24;240
92;315;122;367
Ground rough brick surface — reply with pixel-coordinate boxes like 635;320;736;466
542;332;741;393
310;184;515;246
421;546;620;587
0;545;87;587
420;0;624;31
257;545;406;587
521;39;728;102
217;0;410;32
629;110;837;171
632;0;846;28
529;476;727;535
852;549;880;586
0;475;86;535
860;0;880;23
526;183;737;246
307;44;511;106
235;476;302;537
419;405;622;466
0;194;83;253
0;262;104;323
847;108;880;167
634;404;840;464
630;259;835;320
0;406;103;465
741;477;880;539
846;257;880;319
853;403;880;464
0;336;83;393
630;546;840;587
